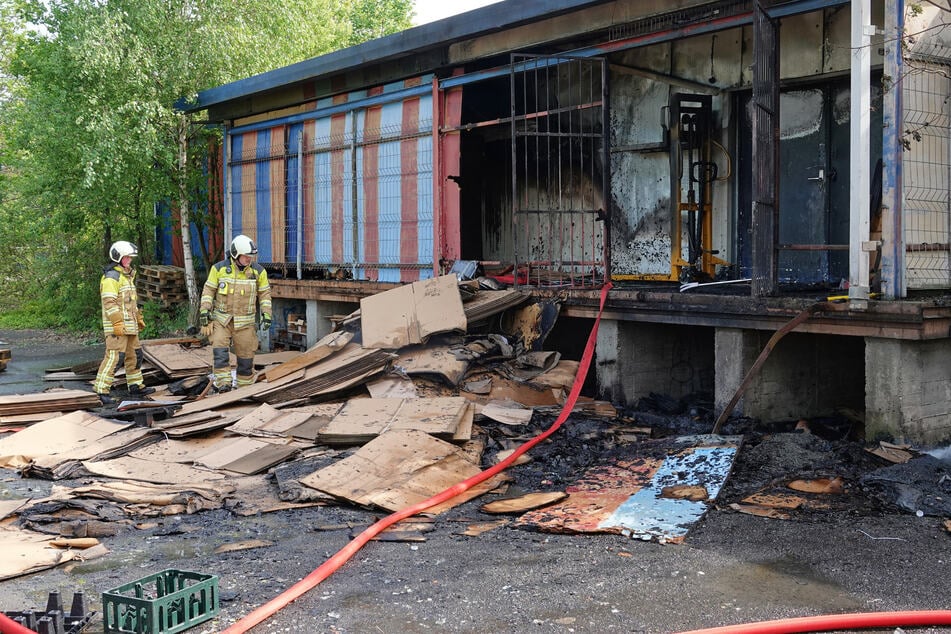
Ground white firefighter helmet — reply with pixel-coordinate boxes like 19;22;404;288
230;234;258;259
109;240;139;263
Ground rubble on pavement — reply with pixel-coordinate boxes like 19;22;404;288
0;273;949;581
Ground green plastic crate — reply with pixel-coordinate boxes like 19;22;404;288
102;569;219;634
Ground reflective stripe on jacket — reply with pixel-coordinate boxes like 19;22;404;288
200;259;272;330
100;265;140;335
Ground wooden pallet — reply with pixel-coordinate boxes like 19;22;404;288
138;264;185;282
136;265;186;309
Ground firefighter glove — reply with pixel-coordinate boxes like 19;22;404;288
112;321;126;337
261;314;272;331
137;314;146;331
200;310;211;327
200;323;213;338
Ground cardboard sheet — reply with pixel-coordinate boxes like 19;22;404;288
25;426;155;479
366;376;419;399
0;389;101;416
360;274;466;349
0;411;130;468
318;397;473;445
55;480;235;513
228;404;315;438
82;456;225;484
195;436;302;475
253;345;393;402
264;331;353;382
0;525;92;581
129;433;227;463
301;429;483;512
141;343;211;378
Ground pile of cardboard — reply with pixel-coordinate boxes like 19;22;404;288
0;274;623;580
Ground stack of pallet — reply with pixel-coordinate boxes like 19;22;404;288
137;265;186;310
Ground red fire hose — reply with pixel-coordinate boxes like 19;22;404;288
220;283;613;633
0;613;38;634
677;610;951;633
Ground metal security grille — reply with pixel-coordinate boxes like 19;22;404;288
303;116;434;282
902;61;951;290
510;54;609;288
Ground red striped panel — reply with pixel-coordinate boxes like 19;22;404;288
400;77;422;282
363;86;384;280
441;80;464;262
330;96;348;264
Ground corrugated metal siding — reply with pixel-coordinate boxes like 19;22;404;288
230;126;287;263
228;75;441;282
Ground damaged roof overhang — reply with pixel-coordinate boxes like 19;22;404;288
181;0;849;124
179;0;618;119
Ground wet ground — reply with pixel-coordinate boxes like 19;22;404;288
0;329;103;396
0;329;949;634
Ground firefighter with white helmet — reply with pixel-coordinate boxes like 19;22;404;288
199;234;272;391
92;240;155;405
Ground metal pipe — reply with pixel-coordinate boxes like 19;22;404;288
712;304;823;434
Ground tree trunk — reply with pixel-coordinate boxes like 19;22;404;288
178;114;200;324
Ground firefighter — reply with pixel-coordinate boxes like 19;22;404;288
93;240;155;405
200;234;272;392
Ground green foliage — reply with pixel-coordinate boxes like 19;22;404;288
0;0;412;334
139;300;189;339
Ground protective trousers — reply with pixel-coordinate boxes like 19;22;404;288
93;334;144;394
210;321;259;389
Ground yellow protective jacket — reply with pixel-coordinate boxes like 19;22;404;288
100;265;141;336
200;258;272;330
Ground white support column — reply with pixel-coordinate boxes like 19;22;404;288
850;0;872;309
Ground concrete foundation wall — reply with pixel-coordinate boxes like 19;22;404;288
596;320;713;404
714;330;865;422
866;337;951;444
306;299;358;346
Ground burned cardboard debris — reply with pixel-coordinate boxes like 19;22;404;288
499;300;560;352
461;288;529;325
859;455;951;517
480;491;568;514
395;343;470;386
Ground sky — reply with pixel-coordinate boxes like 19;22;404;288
412;0;503;25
